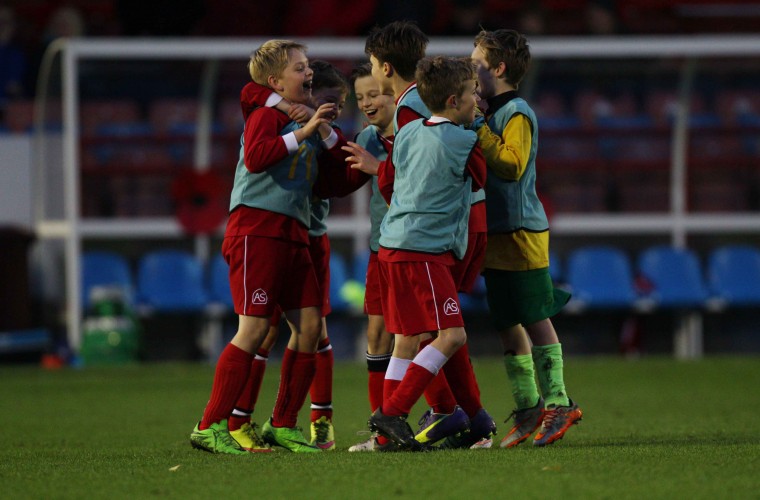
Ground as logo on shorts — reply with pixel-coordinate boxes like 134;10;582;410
252;288;268;304
443;297;460;316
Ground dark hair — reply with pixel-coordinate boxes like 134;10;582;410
473;29;530;88
310;59;349;94
416;56;477;113
349;62;373;87
364;20;428;81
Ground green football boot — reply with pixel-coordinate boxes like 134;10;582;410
262;418;321;453
190;419;247;455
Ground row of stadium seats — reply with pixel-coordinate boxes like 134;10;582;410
81;249;364;317
4;88;760;135
555;245;760;313
82;244;760;321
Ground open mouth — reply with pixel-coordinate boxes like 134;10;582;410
303;80;313;90
364;108;378;118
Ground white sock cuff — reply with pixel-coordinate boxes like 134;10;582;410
386;356;412;381
414;345;448;375
310;403;333;410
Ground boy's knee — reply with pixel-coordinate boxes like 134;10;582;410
439;328;467;351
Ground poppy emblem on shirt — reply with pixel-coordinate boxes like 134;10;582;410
443;297;460;315
252;289;268;304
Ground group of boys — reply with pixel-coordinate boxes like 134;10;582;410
190;20;583;455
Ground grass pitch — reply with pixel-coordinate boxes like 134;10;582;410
1;356;758;499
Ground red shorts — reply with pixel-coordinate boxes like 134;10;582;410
379;258;464;336
309;234;331;316
363;251;383;316
222;235;321;317
451;231;487;294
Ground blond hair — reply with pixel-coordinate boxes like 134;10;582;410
248;39;307;86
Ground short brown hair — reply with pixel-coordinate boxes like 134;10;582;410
416;56;477;113
248;39;307;86
364;20;428;81
310;60;349;95
473;29;530;88
350;62;373;87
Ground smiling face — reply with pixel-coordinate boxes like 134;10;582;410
312;86;347;120
451;78;479;125
271;48;314;104
470;44;497;100
353;75;395;133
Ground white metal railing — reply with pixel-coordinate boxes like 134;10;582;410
33;35;760;351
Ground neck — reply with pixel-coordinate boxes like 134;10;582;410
392;77;414;100
432;110;459;124
494;81;515;96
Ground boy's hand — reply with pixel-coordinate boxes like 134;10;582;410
300;103;336;137
342;141;380;175
289;104;315;124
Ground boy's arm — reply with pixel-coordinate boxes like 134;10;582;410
243;108;292;173
243;105;333;173
313;128;371;198
476;113;532;181
241;81;285;112
377;153;395;205
465;144;487;191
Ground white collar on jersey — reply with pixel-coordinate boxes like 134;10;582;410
427;115;453;124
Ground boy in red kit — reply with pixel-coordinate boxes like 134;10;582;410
345;63;397;452
225;60;351;452
190;40;347;454
344;21;495;449
367;56;489;451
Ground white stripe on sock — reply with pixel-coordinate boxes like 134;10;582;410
414;345;448;375
385;356;412;381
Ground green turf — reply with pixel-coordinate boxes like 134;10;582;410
1;356;758;499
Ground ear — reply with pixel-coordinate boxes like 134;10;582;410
383;62;394;78
267;74;283;92
447;94;458;110
493;61;507;78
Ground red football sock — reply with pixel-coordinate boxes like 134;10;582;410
382;356;410;407
383;363;436;417
442;343;483;417
271;348;316;428
423;370;457;414
383;378;401;407
229;347;270;431
419;338;456;414
199;343;253;430
367;352;391;412
310;337;334;422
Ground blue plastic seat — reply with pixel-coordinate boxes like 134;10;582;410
208;253;233;309
136;250;208;312
81;251;134;308
329;253;350;313
566;246;637;309
707;245;760;306
637;246;709;308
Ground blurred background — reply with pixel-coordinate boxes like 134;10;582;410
1;0;759;366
